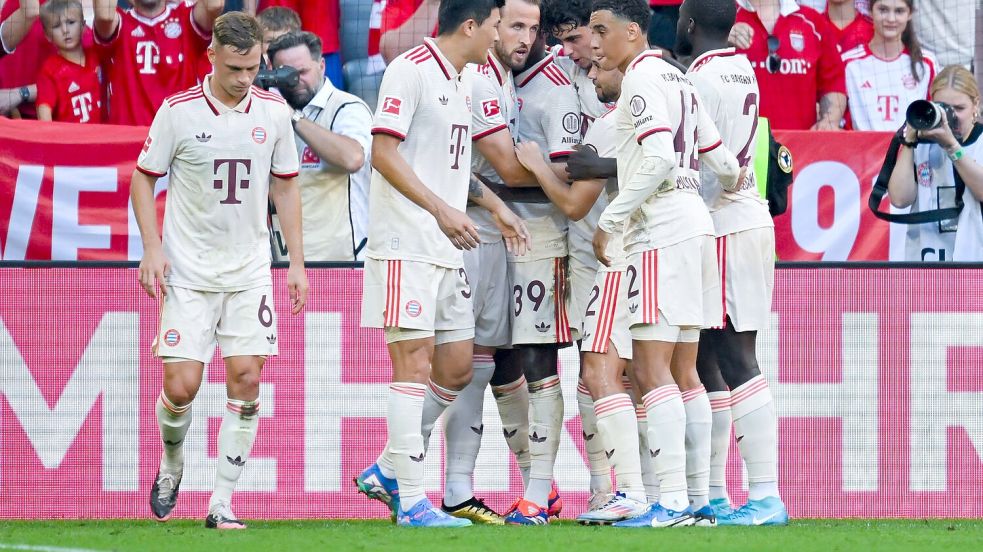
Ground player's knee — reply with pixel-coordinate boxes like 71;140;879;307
227;369;262;398
162;385;196;407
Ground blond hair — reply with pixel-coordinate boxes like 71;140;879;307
40;0;83;31
931;65;981;109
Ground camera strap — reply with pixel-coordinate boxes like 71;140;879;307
869;124;983;224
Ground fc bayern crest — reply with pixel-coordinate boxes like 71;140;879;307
789;31;805;53
163;329;181;347
252;127;267;144
164;20;182;39
405;300;422;318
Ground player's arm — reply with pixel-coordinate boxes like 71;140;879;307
131;169;169;298
269;175;308;314
294;105;370;174
467;175;531;256
372;133;479;249
193;0;225;34
379;0;440;64
92;0;119;41
36;104;52;121
515;141;604;220
0;0;40;53
566;144;617;181
475;130;540;187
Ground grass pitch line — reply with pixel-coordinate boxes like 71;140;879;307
0;544;104;552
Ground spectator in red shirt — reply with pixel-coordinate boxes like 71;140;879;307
246;0;343;89
825;0;873;53
0;0;38;59
378;0;439;65
93;0;224;126
730;0;847;130
36;0;104;123
365;0;386;74
0;0;73;119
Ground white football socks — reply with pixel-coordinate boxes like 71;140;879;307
636;405;660;503
376;378;460;481
443;354;495;507
707;391;732;503
731;375;780;501
577;380;612;496
524;375;563;508
593;393;645;503
209;398;260;510
643;384;688;512
492;376;531;487
156;391;191;476
386;382;427;511
682;386;712;510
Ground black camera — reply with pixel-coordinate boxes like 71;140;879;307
254;65;299;90
906;100;958;133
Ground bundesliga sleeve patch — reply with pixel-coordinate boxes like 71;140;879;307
481;98;500;118
381;96;402;115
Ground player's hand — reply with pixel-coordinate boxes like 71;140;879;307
491;205;531;256
436;204;480;250
138;245;170;299
566;144;604;181
918;115;960;149
514;141;545;173
287;262;308;315
728;22;754;50
592;227;612;267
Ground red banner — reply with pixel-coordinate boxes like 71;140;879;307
0;118;906;261
0;267;980;519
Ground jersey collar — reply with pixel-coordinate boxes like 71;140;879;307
626;49;663;73
129;3;176;26
736;0;799;17
688;47;737;72
306;78;337;113
423;37;459;81
515;53;554;88
202;75;253;116
485;51;510;86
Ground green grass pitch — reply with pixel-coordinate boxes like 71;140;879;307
1;520;981;552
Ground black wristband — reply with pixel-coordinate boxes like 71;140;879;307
900;135;918;148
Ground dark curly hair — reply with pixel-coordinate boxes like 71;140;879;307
539;0;592;35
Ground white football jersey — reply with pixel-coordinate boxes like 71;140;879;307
582;109;626;272
553;54;613;135
367;38;473;268
512;54;583;260
467;52;519;244
612;50;716;254
688;48;773;236
137;77;298;292
843;45;936;131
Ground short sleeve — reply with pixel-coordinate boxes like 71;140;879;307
471;71;508;141
35;63;57;111
624;68;673;145
136;102;177;177
543;81;581;158
271;104;301;178
815;16;847;97
330;101;373;158
371;59;421;140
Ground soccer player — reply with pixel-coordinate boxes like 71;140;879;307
93;0;225;126
355;0;531;528
538;0;616;510
676;0;788;526
589;0;742;528
516;60;653;525
439;0;541;525
36;0;104;123
495;30;582;526
131;12;307;530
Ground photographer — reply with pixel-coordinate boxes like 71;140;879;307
888;65;983;261
268;31;372;262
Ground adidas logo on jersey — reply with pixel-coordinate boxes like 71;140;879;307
529;431;547;443
535;322;551;333
628;303;638;314
438;95;448;105
196;132;212;143
266;334;277;344
861;81;872;89
68;81;80;93
131;26;146;37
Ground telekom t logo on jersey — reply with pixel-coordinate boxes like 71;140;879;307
71;93;94;123
877;95;901;121
136;41;161;75
449;124;468;170
214;159;252;205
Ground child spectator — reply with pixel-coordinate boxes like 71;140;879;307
843;0;935;130
36;0;104;123
824;0;873;53
257;5;300;62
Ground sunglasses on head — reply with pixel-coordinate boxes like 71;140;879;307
767;35;781;73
